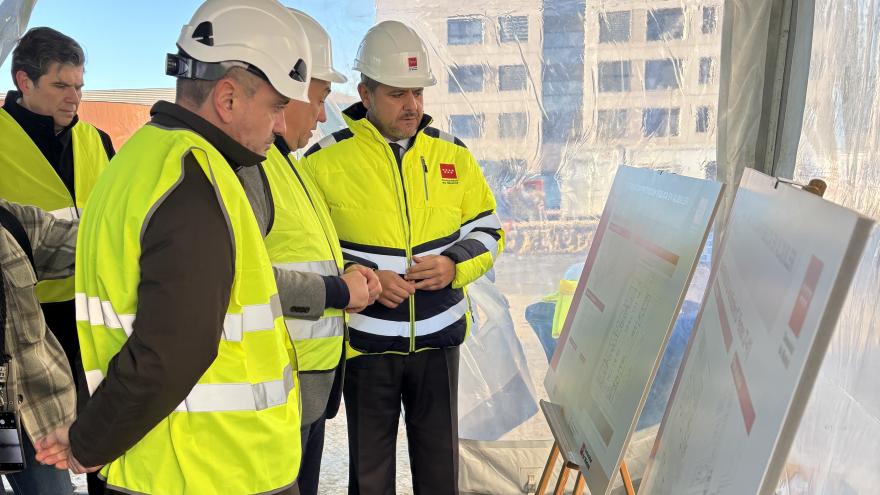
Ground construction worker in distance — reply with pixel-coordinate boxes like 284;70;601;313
525;263;583;360
241;8;381;495
302;20;504;494
34;1;312;494
0;27;114;495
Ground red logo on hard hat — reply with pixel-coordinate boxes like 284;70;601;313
440;163;458;180
408;56;418;71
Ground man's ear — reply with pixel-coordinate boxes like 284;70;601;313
357;83;371;111
212;78;237;124
14;70;34;94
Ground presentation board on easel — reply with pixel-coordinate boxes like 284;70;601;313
640;169;874;495
544;165;723;495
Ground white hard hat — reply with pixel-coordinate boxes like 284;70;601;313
288;9;347;84
354;20;436;88
172;0;312;102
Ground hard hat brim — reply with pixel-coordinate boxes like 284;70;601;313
313;68;348;84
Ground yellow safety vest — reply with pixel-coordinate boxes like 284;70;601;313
0;108;109;302
550;279;578;339
263;144;345;373
75;124;300;494
302;104;504;356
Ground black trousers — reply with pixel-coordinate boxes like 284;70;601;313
344;347;460;495
297;411;327;495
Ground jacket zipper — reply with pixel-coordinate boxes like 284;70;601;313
388;145;416;352
420;156;429;202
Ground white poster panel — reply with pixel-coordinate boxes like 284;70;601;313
641;169;874;495
544;166;722;495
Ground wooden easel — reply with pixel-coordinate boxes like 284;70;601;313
535;400;635;495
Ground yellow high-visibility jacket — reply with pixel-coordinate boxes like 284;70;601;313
302;103;504;356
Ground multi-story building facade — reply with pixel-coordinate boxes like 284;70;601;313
375;0;722;220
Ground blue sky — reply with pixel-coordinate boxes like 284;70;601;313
1;0;375;96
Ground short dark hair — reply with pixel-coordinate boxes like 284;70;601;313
360;74;381;92
11;27;85;90
176;66;260;107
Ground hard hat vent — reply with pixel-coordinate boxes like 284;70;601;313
192;22;214;46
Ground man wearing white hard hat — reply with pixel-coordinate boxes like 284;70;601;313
303;20;503;494
35;1;311;493
242;8;380;495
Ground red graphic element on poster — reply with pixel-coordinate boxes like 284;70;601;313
585;288;605;312
440;163;458;179
609;222;631;238
788;255;823;338
716;284;733;352
634;235;680;266
731;353;756;434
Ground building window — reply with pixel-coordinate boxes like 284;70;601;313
599;11;631;43
643;107;680;137
645;59;682;90
647;8;684;41
598;61;632;92
696;106;711;133
597;109;628;138
703;6;718;34
543;12;586;48
499;65;527;91
499;15;528;42
499;113;528;138
449;65;484;93
450;114;484;138
699;57;714;85
448;18;483;45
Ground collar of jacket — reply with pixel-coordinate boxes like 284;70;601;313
341;102;433;143
3;90;78;141
149;100;265;170
273;134;294;156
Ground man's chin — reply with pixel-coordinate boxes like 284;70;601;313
252;142;272;157
392;126;418;140
54;116;74;128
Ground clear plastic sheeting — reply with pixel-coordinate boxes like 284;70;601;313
782;0;880;493
0;0;36;67
459;277;539;441
346;1;724;492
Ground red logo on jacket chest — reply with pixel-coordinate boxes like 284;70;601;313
440;163;458;180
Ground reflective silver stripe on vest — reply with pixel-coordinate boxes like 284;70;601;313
460;213;502;237
416;240;457;257
222;294;283;341
75;293;135;336
174;364;294;412
76;293;283;341
340;248;407;274
82;366;294;412
348;297;469;338
273;260;338;277
50;207;80;221
84;369;105;395
466;231;500;259
285;315;344;341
